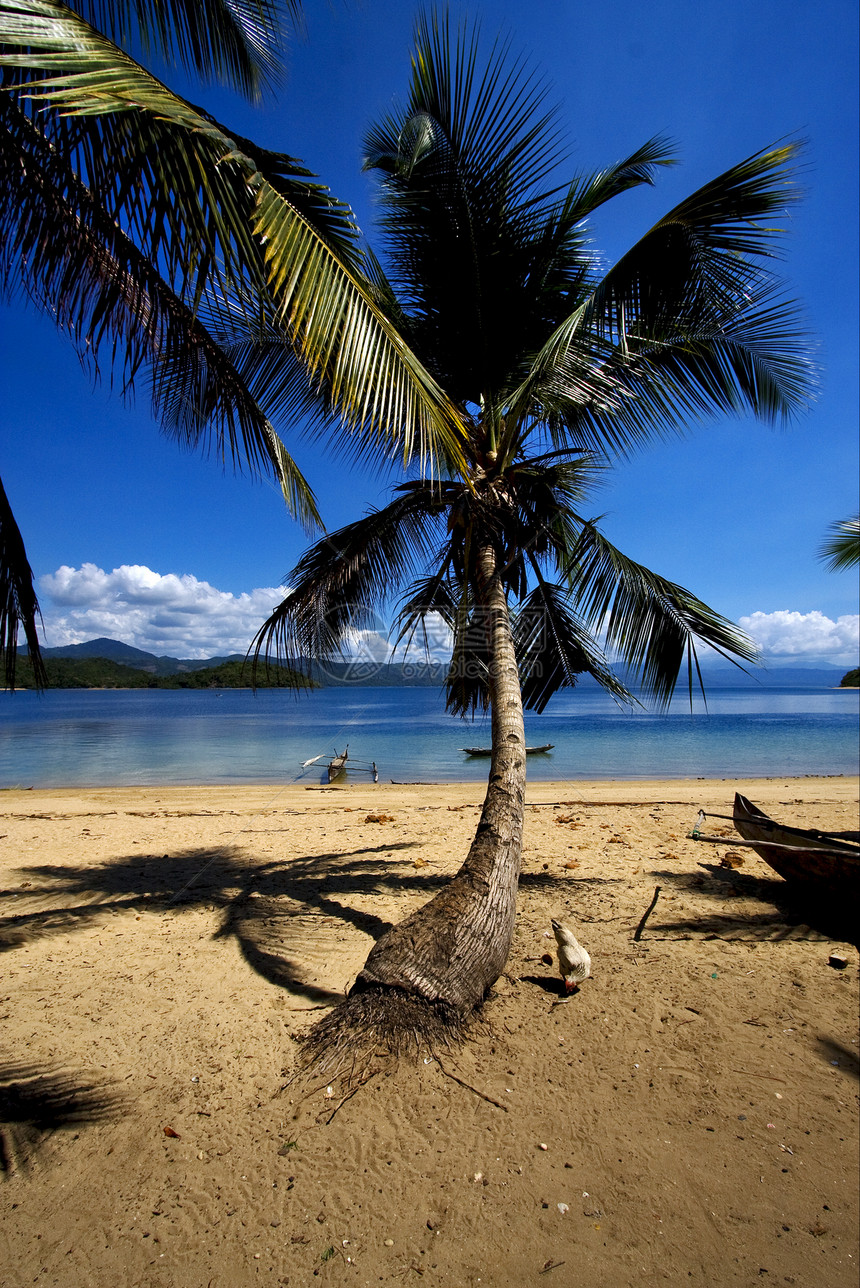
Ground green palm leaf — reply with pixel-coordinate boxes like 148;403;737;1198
560;136;677;222
0;90;320;529
505;143;813;459
444;585;492;718
567;521;759;708
819;515;860;572
250;485;449;669
362;10;567;405
394;566;458;650
0;480;46;689
0;0;468;465
515;573;631;713
74;0;298;100
392;566;495;716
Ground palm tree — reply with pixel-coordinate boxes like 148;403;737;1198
0;0;465;684
253;12;814;1044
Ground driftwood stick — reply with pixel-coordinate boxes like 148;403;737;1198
435;1058;508;1111
633;885;662;942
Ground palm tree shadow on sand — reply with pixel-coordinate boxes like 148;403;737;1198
0;841;463;1166
2;848;628;1011
0;1061;123;1174
2;840;451;1004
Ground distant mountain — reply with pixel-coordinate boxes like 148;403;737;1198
298;658;449;688
26;637;245;676
24;639;449;687
13;653;309;690
14;654;154;689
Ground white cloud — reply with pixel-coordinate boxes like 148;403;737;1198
38;563;285;659
343;616;454;665
738;610;860;666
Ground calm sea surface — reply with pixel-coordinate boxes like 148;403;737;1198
0;685;857;787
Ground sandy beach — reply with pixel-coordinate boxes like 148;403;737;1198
1;775;857;1287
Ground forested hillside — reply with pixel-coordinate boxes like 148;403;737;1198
11;656;310;689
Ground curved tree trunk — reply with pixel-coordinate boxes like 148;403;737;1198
351;542;527;1021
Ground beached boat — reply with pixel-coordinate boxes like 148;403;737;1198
730;793;860;893
690;796;860;896
461;743;554;756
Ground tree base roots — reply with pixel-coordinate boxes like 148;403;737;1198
291;987;471;1089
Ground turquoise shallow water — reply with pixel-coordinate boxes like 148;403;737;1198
1;685;857;787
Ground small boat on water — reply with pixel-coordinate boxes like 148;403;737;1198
326;746;379;783
461;743;554;756
328;747;349;782
690;793;860;896
302;746;379;782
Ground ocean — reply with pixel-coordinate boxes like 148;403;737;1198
0;684;857;788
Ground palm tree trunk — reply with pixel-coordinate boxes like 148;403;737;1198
352;542;527;1020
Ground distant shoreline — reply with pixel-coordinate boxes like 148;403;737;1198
3;774;857;800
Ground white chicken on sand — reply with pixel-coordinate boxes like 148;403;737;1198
551;918;591;993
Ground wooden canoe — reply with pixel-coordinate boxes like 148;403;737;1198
461;743;554;757
327;748;349;782
326;747;379;782
732;792;860;894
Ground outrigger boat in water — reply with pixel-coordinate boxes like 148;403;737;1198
461;743;554;757
690;792;860;896
302;746;379;783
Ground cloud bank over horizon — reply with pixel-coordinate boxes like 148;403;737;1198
37;563;860;668
737;610;859;667
39;564;284;659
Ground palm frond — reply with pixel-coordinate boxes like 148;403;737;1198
408;9;564;197
250;485;449;671
0;93;320;529
0;0;469;466
514;573;632;713
635;288;815;424
567;521;759;708
74;0;297;100
503;141;813;459
0;477;46;690
583;140;806;350
818;515;860;572
444;584;492;718
362;10;569;404
393;565;458;652
561;135;677;223
509;269;813;464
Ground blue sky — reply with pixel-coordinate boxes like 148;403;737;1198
1;0;858;666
